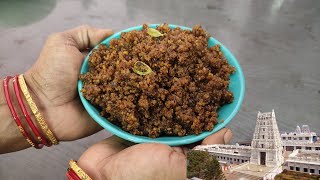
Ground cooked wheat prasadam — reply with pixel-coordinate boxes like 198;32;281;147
80;24;235;138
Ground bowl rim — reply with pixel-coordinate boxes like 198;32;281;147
78;24;245;146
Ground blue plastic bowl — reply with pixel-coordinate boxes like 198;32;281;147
78;24;245;146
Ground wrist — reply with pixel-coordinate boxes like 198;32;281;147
21;73;59;144
23;71;58;139
0;72;59;153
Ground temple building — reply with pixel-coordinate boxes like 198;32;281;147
281;125;319;151
250;110;284;167
284;149;320;175
194;110;320;179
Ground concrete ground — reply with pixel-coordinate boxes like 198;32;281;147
0;0;320;179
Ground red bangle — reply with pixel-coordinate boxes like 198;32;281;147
66;168;81;180
13;75;51;147
3;76;41;149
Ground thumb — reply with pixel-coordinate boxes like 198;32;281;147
201;128;233;145
64;25;113;50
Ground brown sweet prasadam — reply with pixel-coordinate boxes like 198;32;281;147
80;24;235;138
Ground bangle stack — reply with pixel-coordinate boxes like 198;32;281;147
66;160;92;180
66;168;81;180
18;74;58;145
4;76;90;179
2;75;58;148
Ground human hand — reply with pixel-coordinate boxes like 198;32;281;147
24;25;113;141
77;128;233;180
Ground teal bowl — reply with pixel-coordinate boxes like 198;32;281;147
78;24;245;146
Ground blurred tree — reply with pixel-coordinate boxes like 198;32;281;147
187;150;225;180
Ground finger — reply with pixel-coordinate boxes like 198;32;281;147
64;25;113;50
201;128;233;145
184;128;233;149
184;141;201;149
172;146;189;156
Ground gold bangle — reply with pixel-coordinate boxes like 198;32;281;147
18;74;58;145
69;160;92;180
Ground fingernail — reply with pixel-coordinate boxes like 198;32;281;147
223;128;233;144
